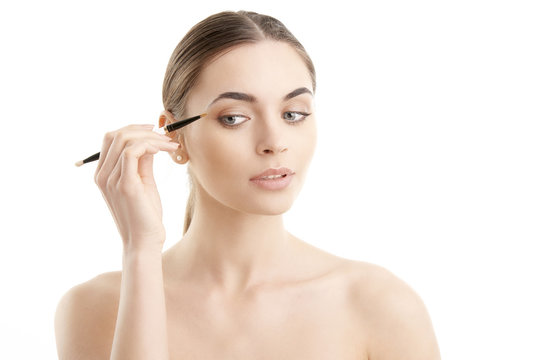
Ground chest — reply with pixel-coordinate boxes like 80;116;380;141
164;281;368;359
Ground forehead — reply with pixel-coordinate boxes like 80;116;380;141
189;41;313;108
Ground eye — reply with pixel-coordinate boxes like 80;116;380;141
218;114;250;128
283;111;311;124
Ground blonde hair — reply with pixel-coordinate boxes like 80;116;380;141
162;10;316;234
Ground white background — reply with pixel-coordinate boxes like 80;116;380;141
1;0;537;358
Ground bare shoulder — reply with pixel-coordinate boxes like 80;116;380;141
54;271;121;360
343;260;441;360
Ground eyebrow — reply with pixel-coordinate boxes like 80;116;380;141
207;87;313;108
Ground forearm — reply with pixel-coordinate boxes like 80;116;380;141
110;248;169;360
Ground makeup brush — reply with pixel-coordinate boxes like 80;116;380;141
75;113;207;167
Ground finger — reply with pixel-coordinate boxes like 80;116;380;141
95;125;153;185
95;125;153;174
107;150;124;191
95;130;117;183
139;141;179;182
95;128;171;187
119;140;179;185
107;137;173;182
138;151;156;185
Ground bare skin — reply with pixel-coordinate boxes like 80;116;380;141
55;242;439;359
55;41;440;359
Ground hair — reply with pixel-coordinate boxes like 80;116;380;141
162;10;316;235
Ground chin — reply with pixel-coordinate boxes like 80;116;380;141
201;176;303;216
250;201;294;216
218;185;298;216
227;192;296;216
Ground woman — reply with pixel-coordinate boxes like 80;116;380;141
55;10;440;359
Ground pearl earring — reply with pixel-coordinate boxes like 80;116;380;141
176;155;183;162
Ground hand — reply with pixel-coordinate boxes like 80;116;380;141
94;124;180;252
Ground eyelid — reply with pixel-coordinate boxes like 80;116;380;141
216;109;311;128
283;110;311;123
217;113;250;128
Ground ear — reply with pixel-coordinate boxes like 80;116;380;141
159;110;179;141
159;110;189;164
158;114;166;128
159;110;176;129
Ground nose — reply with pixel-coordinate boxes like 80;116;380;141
255;116;288;155
259;144;288;155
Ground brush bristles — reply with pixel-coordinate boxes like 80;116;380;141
74;160;84;167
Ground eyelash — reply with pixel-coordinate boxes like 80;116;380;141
218;111;311;128
283;111;311;125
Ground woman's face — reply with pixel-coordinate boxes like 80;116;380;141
182;40;317;215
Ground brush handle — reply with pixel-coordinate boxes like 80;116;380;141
82;151;101;164
75;113;206;167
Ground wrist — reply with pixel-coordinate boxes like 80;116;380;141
122;244;164;259
122;248;164;276
122;234;165;255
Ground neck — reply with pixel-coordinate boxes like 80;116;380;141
167;187;296;295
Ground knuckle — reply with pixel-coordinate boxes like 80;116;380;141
124;138;136;148
116;181;132;196
115;132;126;143
94;172;107;188
103;131;115;142
105;176;116;191
123;145;138;158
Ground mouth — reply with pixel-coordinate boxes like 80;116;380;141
250;167;295;181
258;174;288;180
249;167;295;190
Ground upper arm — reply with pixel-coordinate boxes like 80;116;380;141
354;264;441;360
54;275;119;360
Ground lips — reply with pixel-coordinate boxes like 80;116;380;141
250;167;295;181
249;167;295;191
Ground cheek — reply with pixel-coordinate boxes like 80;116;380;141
184;118;317;206
186;125;251;187
297;120;317;166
